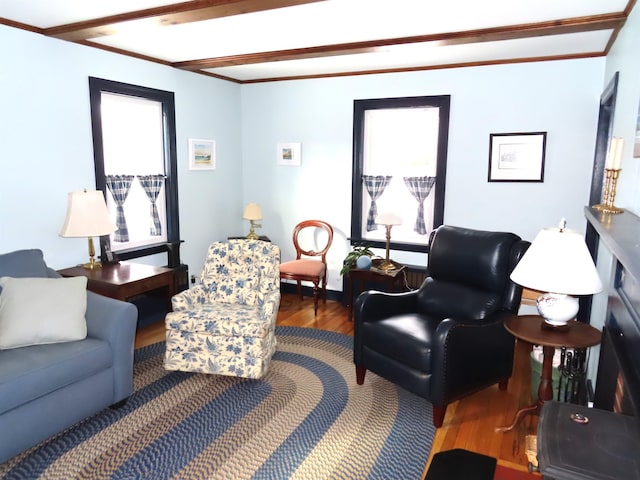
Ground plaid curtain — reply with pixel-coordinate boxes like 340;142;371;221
403;176;436;235
137;174;165;236
105;174;135;242
362;175;392;231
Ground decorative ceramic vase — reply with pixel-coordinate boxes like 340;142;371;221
356;256;372;270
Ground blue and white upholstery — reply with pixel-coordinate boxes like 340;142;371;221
164;240;281;379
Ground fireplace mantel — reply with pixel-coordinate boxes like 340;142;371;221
585;205;640;415
585;206;640;285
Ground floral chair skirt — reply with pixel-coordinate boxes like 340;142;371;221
164;304;277;379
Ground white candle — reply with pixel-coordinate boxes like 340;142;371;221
605;138;615;169
612;137;624;170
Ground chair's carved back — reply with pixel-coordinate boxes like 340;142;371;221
292;220;334;263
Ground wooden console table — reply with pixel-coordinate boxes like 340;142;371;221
346;265;407;321
496;315;601;432
58;261;176;308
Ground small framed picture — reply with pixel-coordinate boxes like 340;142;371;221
488;132;546;182
188;138;216;170
277;142;301;166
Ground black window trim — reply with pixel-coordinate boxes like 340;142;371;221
350;95;450;253
88;76;180;262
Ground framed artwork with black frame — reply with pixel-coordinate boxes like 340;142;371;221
488;132;546;182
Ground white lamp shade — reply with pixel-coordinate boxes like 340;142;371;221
375;212;402;226
243;203;262;221
510;226;603;295
59;190;116;238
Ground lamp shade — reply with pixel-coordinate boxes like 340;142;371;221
59;190;116;238
375;212;402;226
243;203;262;221
510;226;603;295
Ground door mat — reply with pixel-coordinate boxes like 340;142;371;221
424;448;497;480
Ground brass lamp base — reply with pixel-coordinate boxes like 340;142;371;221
377;259;397;271
246;220;261;240
82;260;102;270
82;236;103;269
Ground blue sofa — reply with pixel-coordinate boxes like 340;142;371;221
0;249;137;463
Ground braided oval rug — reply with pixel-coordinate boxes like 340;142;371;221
0;327;434;480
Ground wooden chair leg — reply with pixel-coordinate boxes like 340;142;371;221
322;277;327;303
296;281;303;301
356;365;366;384
313;281;319;316
432;405;447;428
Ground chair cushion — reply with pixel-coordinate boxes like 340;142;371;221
0;249;48;279
0;338;111;415
0;276;88;350
210;263;260;305
427;226;519;294
417;278;501;320
0;249;49;295
361;313;441;373
165;303;269;337
280;259;325;277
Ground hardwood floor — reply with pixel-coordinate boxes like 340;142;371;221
135;293;538;477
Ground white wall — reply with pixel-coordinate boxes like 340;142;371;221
0;25;243;274
0;23;612;294
603;2;640;213
241;59;605;291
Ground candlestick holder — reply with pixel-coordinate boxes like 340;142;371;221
593;168;624;214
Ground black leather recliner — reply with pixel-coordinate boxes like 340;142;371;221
353;225;530;428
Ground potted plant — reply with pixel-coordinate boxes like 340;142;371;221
340;244;374;275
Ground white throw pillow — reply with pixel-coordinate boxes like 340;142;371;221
0;276;88;349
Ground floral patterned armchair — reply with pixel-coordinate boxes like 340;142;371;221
164;240;281;379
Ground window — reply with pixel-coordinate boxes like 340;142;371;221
351;95;450;252
88;77;180;261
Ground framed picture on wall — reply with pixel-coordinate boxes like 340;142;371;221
488;132;546;182
277;142;301;166
188;138;216;170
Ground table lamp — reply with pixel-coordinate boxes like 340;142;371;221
375;212;402;271
243;203;262;240
509;219;603;328
59;189;117;269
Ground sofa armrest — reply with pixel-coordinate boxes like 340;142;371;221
85;291;138;402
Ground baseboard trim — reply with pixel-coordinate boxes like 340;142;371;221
279;282;342;302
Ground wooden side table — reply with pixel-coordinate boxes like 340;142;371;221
346;265;407;321
58;261;177;309
496;315;601;432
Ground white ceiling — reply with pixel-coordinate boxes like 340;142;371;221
0;0;633;83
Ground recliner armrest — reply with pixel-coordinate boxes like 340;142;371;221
430;310;515;405
354;289;419;323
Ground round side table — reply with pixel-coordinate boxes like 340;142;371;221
496;315;601;433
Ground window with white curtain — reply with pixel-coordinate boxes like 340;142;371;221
100;92;167;250
89;78;180;261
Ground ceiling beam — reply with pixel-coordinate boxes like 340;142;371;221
44;0;327;42
172;13;624;71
